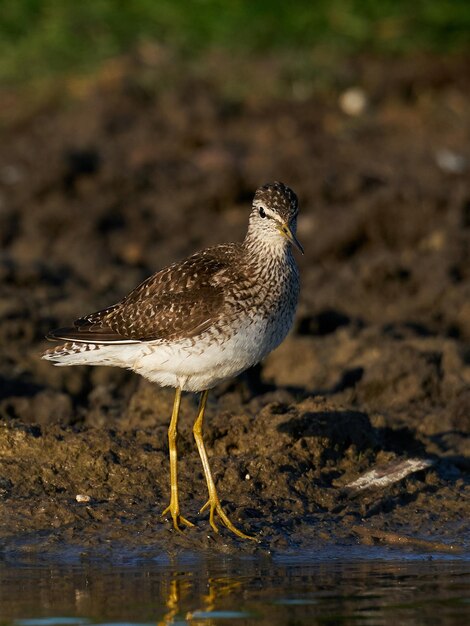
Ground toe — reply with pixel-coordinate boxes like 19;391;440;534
199;500;210;514
179;515;195;528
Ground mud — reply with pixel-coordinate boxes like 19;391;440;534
0;53;469;559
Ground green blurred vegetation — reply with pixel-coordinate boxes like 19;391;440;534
0;0;469;85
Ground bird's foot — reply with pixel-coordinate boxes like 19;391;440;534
161;503;194;532
199;496;256;541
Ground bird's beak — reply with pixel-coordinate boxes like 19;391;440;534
278;222;304;254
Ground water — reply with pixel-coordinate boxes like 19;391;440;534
1;554;469;625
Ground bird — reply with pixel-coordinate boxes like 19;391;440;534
42;181;303;540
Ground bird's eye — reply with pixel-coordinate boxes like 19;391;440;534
259;206;266;218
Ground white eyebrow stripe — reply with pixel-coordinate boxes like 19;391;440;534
263;207;279;219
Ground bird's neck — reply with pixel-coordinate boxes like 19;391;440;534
242;227;295;275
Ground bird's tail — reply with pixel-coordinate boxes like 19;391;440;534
41;341;105;366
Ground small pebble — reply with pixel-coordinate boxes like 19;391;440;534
75;494;91;503
339;87;368;116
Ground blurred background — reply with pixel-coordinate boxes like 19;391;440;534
1;0;470;86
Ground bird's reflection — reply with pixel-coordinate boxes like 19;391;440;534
158;573;244;625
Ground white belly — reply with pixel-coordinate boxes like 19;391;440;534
131;314;290;392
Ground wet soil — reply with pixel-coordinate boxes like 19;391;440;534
0;53;469;559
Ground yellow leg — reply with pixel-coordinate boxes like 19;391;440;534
161;387;194;531
193;390;255;541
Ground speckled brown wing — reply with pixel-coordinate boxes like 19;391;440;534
47;245;241;344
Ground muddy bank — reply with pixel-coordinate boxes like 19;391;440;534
0;53;469;557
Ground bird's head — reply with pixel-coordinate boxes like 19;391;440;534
249;181;303;254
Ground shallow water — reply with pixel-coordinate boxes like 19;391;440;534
1;553;469;626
